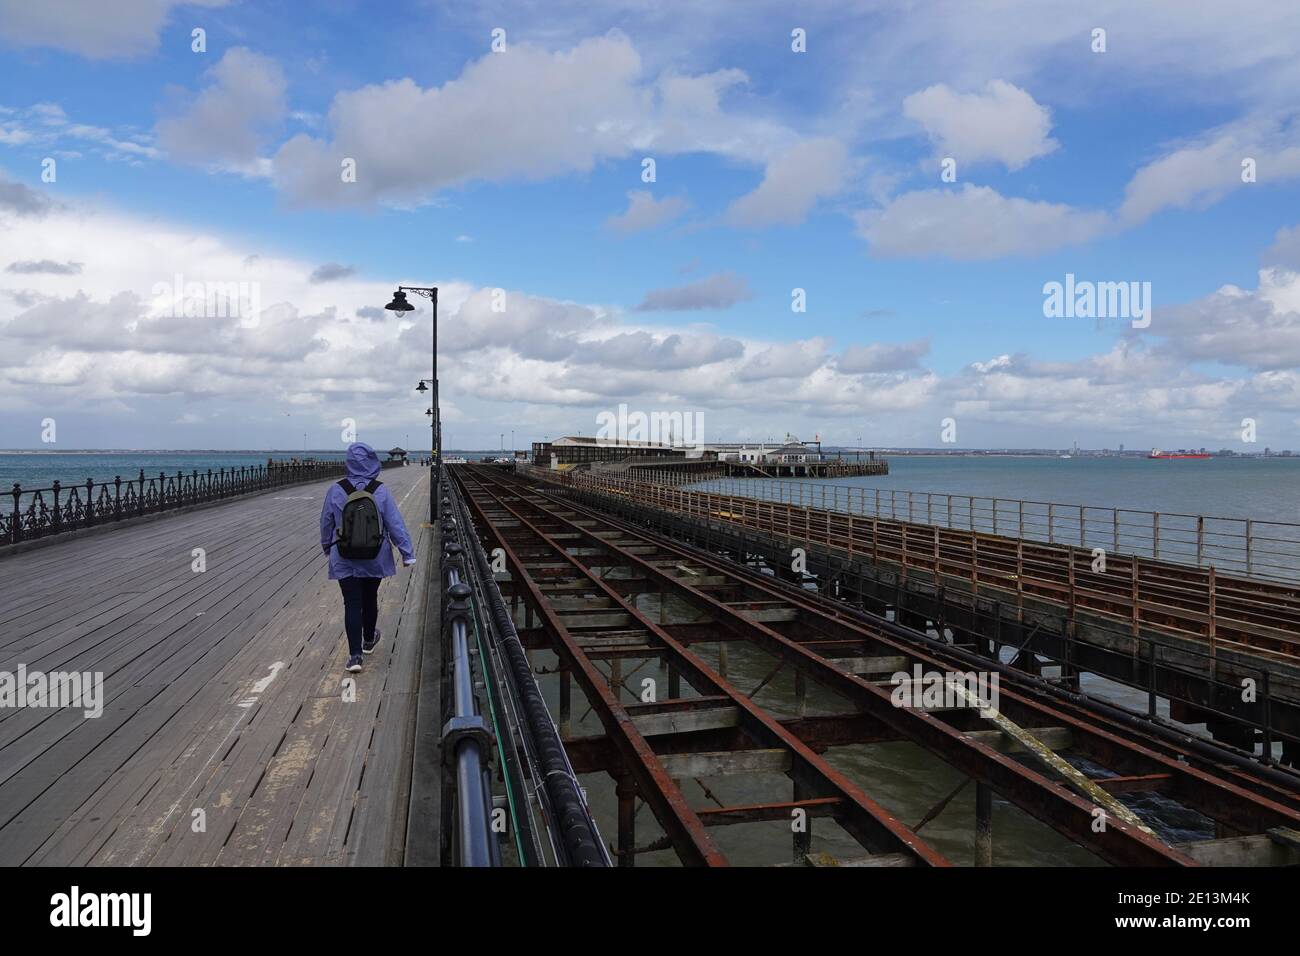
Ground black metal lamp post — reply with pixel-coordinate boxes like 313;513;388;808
385;286;438;521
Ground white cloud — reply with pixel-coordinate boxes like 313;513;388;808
273;35;649;206
1118;114;1300;226
4;185;1300;449
0;0;230;59
736;339;829;382
855;184;1110;260
271;34;805;209
836;339;930;373
0;172;55;217
634;272;752;311
6;259;82;275
1264;224;1300;269
902;80;1057;170
606;190;689;232
0;104;160;164
310;262;355;282
157;47;287;171
725;138;849;227
572;330;743;370
1148;268;1300;371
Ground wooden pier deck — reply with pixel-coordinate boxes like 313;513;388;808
0;465;433;866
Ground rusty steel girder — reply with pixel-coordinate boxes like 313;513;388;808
455;467;951;867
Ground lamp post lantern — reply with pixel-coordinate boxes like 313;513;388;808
386;286;438;521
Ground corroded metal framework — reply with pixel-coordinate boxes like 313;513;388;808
525;465;1300;760
453;464;1300;868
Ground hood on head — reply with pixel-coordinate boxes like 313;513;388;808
345;442;381;482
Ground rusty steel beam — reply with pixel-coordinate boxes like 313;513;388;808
455;480;727;867
637;528;1300;834
463;466;1300;865
468;469;1199;865
541;476;1300;846
456;467;951;867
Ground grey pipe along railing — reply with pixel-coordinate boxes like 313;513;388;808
439;491;500;867
442;471;609;866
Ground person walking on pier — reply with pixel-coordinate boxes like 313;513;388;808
320;442;416;672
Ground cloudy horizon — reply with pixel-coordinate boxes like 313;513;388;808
3;2;1300;452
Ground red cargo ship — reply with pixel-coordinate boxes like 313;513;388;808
1148;448;1211;459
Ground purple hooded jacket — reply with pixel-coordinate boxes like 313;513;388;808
320;442;416;580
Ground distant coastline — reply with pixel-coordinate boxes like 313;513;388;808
4;446;1294;458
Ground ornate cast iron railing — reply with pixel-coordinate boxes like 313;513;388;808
3;459;353;545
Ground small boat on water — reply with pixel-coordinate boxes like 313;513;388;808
1149;448;1211;459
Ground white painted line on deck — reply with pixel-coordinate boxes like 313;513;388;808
127;659;289;865
239;660;285;706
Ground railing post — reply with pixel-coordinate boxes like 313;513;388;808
932;525;940;586
1147;637;1157;718
1016;536;1024;621
113;476;122;522
9;483;19;544
1207;566;1217;676
85;478;95;527
51;480;62;534
1261;671;1273;765
1131;556;1141;644
1245;519;1254;575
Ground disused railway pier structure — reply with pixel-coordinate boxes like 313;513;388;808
532;467;1300;764
452;463;1300;867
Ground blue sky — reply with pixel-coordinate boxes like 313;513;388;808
1;0;1299;451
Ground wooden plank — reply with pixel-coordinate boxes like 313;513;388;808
632;706;740;737
1175;833;1300;866
658;748;791;778
829;655;910;675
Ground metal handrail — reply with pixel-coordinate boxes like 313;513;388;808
445;573;498;866
2;459;363;545
452;473;609;866
441;540;500;867
677;475;1300;584
440;469;609;867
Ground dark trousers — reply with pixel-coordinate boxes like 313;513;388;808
338;576;381;656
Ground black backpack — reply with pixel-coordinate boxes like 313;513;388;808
333;478;385;559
